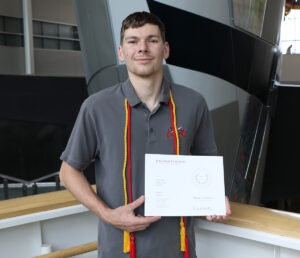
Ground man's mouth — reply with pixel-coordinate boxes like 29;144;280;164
135;56;153;62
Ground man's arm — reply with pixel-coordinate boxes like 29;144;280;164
59;161;161;232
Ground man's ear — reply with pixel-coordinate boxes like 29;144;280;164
164;41;170;60
118;45;125;62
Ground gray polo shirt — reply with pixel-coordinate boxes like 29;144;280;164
61;77;217;258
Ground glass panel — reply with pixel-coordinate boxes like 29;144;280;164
33;21;42;35
73;26;79;39
34;37;43;48
43;22;58;37
280;10;300;54
4;17;23;33
43;38;58;49
74;41;80;51
59;24;73;38
59;39;73;50
0;34;5;45
282;19;295;41
6;35;23;47
295;41;300;54
0;16;4;31
296;15;300;41
280;41;293;54
231;0;267;37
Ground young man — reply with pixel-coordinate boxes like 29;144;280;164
60;11;231;258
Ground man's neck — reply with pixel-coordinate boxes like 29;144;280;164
129;73;163;112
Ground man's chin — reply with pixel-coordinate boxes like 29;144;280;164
130;69;155;78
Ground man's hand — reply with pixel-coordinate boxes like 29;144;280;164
104;195;161;232
59;163;160;232
206;196;231;221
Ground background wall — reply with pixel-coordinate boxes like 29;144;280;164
0;0;22;18
32;0;76;24
280;54;300;83
0;46;25;74
0;0;84;76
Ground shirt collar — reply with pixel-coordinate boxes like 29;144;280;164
121;77;170;107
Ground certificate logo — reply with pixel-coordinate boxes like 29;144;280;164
193;170;211;188
195;172;208;184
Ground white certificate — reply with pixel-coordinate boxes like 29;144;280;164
145;154;226;216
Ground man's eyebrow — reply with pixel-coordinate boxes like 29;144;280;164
124;36;138;40
124;34;160;41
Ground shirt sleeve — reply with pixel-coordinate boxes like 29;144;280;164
191;97;218;156
60;100;99;170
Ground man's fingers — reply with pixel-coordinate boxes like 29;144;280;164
132;215;161;226
206;196;231;222
206;216;213;221
225;196;231;215
123;215;161;232
133;216;161;231
134;215;161;227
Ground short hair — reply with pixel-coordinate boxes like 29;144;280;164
120;11;166;44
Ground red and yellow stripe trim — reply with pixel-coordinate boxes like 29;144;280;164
122;90;189;257
169;91;189;257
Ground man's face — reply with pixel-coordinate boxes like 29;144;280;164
118;24;169;78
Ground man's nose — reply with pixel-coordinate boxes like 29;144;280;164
138;40;148;53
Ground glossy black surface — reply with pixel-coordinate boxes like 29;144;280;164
147;0;278;103
262;86;300;202
0;75;87;124
0;75;88;181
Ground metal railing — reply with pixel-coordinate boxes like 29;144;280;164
0;171;61;200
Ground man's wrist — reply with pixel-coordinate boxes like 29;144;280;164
99;205;113;224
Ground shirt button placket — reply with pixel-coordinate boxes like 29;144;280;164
147;115;151;140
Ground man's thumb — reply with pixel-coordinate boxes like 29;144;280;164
128;195;145;210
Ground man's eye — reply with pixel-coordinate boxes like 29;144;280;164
150;39;158;43
128;40;136;44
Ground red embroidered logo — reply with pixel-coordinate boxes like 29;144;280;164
167;127;187;138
